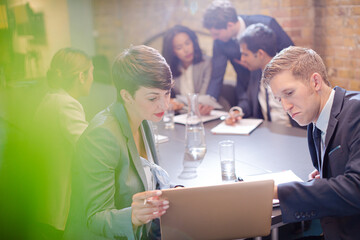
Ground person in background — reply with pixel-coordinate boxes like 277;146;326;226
264;46;360;239
203;0;293;107
32;48;93;239
225;23;300;128
79;55;117;121
162;25;222;115
64;45;171;239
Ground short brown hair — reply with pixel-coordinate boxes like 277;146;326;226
262;46;330;87
112;45;173;102
203;0;238;29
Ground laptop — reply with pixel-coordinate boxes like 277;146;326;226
160;180;274;240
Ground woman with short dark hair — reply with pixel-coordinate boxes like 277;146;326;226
64;45;171;239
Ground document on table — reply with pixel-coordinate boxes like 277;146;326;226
174;110;228;125
175;94;223;109
154;134;169;144
242;170;304;207
210;119;263;135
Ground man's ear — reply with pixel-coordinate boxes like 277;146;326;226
120;89;133;104
257;49;266;58
227;21;235;30
311;73;322;91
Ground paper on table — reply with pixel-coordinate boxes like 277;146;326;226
210;119;263;135
242;170;304;207
155;134;169;144
175;94;223;109
242;170;303;185
174;110;228;125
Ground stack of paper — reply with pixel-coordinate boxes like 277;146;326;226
210;119;263;135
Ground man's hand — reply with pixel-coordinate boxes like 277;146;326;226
309;169;320;180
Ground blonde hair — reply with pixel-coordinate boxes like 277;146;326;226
262;46;330;87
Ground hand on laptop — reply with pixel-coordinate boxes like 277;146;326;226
131;190;170;226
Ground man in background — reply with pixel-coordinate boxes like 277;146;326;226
233;23;300;127
203;0;293;106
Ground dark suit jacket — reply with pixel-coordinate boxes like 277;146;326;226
206;14;294;102
238;70;301;128
278;87;360;239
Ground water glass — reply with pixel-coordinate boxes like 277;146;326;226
219;140;236;181
163;106;175;129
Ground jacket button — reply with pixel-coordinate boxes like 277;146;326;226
311;211;316;217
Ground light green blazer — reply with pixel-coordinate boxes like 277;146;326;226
64;102;158;240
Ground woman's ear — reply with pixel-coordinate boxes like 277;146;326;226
120;89;133;104
78;72;85;84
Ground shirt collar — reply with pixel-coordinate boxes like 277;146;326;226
315;89;335;134
234;16;246;41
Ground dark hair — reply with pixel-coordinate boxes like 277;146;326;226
239;23;277;57
263;46;330;87
203;0;238;29
162;25;203;78
47;48;92;90
112;45;173;102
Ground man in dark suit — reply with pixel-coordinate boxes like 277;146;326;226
264;46;360;239
236;23;300;127
203;0;293;104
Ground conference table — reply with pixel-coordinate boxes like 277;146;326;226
156;118;314;240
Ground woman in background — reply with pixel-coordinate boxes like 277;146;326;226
33;48;93;239
64;45;171;239
162;24;214;115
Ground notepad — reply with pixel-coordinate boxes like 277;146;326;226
210;119;263;135
174;110;228;125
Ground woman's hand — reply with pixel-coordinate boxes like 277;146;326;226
199;104;214;116
131;190;169;227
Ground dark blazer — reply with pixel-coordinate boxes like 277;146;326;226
278;87;360;239
206;14;294;102
64;102;158;240
238;70;301;128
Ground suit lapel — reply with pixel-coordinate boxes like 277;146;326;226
322;87;345;177
111;102;148;191
142;121;159;164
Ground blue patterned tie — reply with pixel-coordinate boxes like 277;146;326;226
141;158;171;189
313;126;322;175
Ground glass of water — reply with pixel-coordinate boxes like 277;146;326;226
163;105;175;129
219;140;236;181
